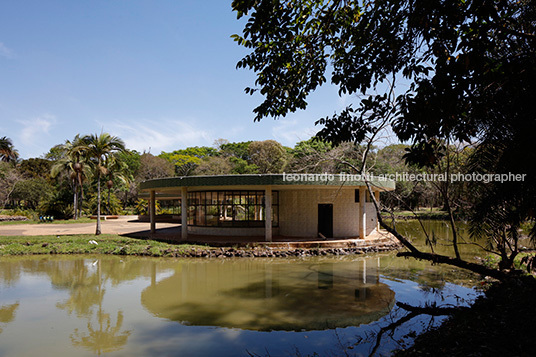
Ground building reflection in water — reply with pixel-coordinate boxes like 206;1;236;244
141;256;394;331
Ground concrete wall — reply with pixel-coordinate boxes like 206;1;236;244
279;188;377;238
366;202;378;236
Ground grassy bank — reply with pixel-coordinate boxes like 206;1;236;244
381;208;450;220
0;234;212;257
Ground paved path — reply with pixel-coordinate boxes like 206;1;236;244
0;216;178;236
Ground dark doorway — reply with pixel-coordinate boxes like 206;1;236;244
318;204;333;238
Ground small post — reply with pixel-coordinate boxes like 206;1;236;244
181;186;188;241
265;186;272;242
150;190;156;234
359;187;366;239
374;190;380;231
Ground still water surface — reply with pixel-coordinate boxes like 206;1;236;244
0;221;485;356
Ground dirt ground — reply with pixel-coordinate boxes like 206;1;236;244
0;216;178;236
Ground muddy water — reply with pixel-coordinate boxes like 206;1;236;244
0;221;488;356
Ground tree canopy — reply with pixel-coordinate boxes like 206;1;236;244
232;0;536;272
232;0;535;151
0;136;19;163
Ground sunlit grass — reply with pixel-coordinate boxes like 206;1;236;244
0;217;94;225
0;234;213;257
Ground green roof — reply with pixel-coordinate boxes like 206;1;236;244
140;174;395;191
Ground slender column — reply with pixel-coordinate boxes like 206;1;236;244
181;186;188;241
363;259;367;284
150;190;156;233
265;186;272;242
359;187;366;239
374;190;380;231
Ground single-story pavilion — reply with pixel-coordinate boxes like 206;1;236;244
139;174;395;242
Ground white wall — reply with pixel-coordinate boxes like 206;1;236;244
279;188;378;238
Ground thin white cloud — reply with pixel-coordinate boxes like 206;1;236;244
272;118;317;147
0;42;15;59
18;115;54;144
103;118;213;154
16;114;56;158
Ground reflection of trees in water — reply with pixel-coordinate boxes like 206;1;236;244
54;259;132;354
49;257;177;354
55;260;101;317
0;260;22;286
0;302;19;333
379;254;478;292
0;257;146;354
71;310;131;355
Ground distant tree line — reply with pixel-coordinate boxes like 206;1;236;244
1;133;478;223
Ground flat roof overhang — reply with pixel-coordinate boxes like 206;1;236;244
139;174;395;199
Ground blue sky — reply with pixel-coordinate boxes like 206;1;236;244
0;0;357;159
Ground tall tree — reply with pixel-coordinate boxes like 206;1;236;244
51;135;89;219
135;153;174;181
232;0;536;274
159;147;219;176
0;162;22;208
83;133;126;235
103;152;130;215
248;140;289;173
0;137;19;163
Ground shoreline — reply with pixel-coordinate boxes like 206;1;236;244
0;234;402;258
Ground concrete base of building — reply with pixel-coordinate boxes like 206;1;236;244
129;226;400;250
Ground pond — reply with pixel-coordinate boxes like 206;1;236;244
0;221;486;356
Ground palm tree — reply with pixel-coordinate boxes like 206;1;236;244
83;133;126;235
51;135;89;219
103;152;130;215
0;136;19;163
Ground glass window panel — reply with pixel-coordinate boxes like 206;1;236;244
187;205;195;225
234;204;246;221
272;205;279;226
184;190;279;227
205;205;219;226
222;205;233;225
272;191;279;204
246;205;254;221
196;205;205;226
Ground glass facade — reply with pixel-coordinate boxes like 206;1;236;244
187;190;279;227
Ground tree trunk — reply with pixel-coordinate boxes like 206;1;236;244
96;177;102;235
73;185;78;220
79;185;84;219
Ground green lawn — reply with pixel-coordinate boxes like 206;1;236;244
0;234;213;257
0;217;95;225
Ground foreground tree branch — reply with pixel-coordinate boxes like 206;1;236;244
370;301;466;356
365;179;510;281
